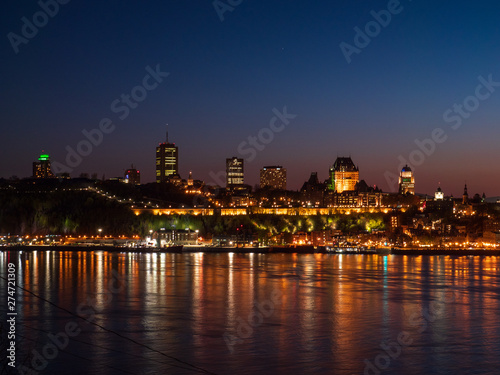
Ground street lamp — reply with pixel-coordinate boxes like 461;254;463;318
195;230;199;245
98;228;102;237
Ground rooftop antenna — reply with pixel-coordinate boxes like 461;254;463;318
166;123;169;143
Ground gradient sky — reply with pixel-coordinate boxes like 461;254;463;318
2;0;500;196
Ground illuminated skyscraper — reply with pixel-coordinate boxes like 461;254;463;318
33;153;55;178
124;165;140;185
156;131;178;183
328;157;359;193
399;165;415;194
260;166;286;190
226;157;244;187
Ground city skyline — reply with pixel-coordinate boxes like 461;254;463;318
2;1;500;196
18;148;499;200
3;3;500;375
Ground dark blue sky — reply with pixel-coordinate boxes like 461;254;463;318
2;0;500;195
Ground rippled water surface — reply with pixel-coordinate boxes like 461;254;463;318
1;251;500;375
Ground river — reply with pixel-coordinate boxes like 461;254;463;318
1;250;499;374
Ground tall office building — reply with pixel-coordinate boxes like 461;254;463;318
33;153;55;178
260;166;287;190
226;157;244;187
124;165;140;185
399;165;415;194
156;131;178;183
328;157;359;193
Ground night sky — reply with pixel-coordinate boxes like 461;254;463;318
2;0;500;196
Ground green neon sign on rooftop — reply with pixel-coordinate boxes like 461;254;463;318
38;154;50;161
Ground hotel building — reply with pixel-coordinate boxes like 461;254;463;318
33;153;55;179
329;157;359;193
226;157;244;187
124;166;141;185
260;166;287;190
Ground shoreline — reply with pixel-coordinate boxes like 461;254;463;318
2;245;500;256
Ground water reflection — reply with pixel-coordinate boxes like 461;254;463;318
0;251;499;375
